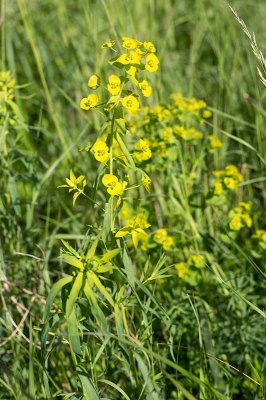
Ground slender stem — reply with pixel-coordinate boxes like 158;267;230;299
109;114;115;231
1;0;5;70
116;132;136;169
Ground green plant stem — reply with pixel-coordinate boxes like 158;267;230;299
110;114;115;231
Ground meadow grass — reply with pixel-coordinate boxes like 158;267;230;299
0;1;265;399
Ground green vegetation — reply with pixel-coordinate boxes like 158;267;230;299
0;1;265;399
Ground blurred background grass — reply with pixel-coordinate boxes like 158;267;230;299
1;0;266;398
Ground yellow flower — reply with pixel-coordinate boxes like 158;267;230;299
107;74;121;95
191;255;205;268
132;213;150;230
101;39;116;49
116;51;141;65
143;41;156;53
214;181;223;196
134;139;152;162
115;214;150;249
212;170;224;178
255;230;266;243
239;202;251;212
225;165;238;175
121;95;139;113
122;37;138;50
92;139;109;162
125;65;138;84
174;125;189;140
0;70;15;101
58;170;86;205
161;127;173;142
126;65;137;76
141;175;151;192
137;230;149;251
189;128;203;140
62;170;85;189
88;74;100;89
163;236;174;251
224;177;238;190
102;174;124;196
157;141;166;157
241;214;252;228
208;135;223;149
139;79;152;97
80;94;99;110
112;138;125;161
175;262;189;278
229;215;242;231
203;110;212;118
228;202;252;231
151;106;171;121
213;165;243;192
145;53;159;72
154;228;168;244
105;95;120;111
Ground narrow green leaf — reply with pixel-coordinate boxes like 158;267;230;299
99;379;131;400
96;264;115;273
66;272;84;318
134;353;159;400
59;254;84;270
134;277;168;319
115;227;131;238
85;232;102;261
107;333;229;400
61;239;80;257
76;365;100;400
122;248;135;288
88;271;114;307
100;248;121;263
67;309;82;358
162;369;198;400
83;280;108;332
43;275;73;321
116;132;136;169
102;200;112;241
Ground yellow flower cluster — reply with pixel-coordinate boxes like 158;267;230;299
110;37;159;74
141;175;152;192
174;125;203;141
0;71;15;100
92;139;109;162
80;94;99;110
0;71;16;126
175;262;189;278
58;170;86;205
170;92;209;119
228;202;252;231
175;253;205;280
208;134;223;149
117;203;150;249
150;105;172;122
80;37;159;116
190;254;205;268
134;139;152;163
102;174;125;196
253;230;266;249
107;74;121;95
154;228;174;251
123;92;219;168
213;165;243;195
